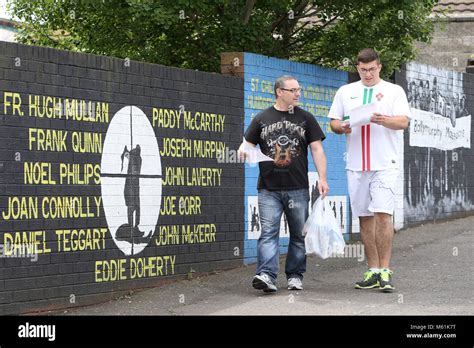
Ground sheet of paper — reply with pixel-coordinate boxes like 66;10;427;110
348;102;379;128
240;138;274;163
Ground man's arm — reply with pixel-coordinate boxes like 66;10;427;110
309;140;329;197
370;114;409;130
238;140;256;161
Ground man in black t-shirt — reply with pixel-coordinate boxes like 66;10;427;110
240;75;329;292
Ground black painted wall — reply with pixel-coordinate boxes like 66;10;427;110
0;42;244;314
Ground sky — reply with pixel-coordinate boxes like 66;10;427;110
0;0;12;20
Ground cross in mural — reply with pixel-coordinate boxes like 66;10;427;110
101;106;163;256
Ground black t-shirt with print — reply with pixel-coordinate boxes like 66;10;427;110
244;105;325;190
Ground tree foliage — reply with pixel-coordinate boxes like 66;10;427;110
7;0;437;77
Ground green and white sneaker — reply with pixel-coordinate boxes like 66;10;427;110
355;270;380;289
379;269;395;292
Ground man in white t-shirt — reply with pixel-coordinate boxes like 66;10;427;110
329;48;410;292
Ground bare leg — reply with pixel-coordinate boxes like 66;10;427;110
360;216;379;268
374;213;394;268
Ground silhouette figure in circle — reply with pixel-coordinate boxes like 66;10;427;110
116;144;152;245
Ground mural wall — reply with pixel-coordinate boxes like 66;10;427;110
0;42;244;314
398;62;474;225
242;53;350;264
1;42;473;314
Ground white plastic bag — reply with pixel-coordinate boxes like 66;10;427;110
303;197;345;259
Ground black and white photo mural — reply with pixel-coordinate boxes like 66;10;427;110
402;62;473;224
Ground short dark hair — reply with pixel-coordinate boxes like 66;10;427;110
274;75;296;98
357;48;380;64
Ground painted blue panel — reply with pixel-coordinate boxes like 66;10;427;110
243;53;349;265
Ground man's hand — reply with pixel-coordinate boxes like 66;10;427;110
238;140;256;161
370;113;409;130
318;179;329;198
237;143;247;161
370;112;386;126
330;119;351;134
309;140;329;198
340;121;352;134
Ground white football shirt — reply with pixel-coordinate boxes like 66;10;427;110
329;80;411;171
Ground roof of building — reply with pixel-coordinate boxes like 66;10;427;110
433;0;474;19
0;18;18;28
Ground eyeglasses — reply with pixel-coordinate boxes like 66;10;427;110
358;66;379;74
280;87;301;93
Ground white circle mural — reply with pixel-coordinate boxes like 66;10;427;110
101;106;162;255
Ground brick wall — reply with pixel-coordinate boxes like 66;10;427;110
415;20;474;73
0;42;244;314
396;62;474;226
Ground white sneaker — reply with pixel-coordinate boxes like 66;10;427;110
287;277;303;290
252;273;277;292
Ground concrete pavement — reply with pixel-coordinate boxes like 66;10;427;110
61;216;474;315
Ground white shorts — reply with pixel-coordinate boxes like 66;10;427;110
347;169;399;218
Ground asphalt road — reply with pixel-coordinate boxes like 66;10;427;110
62;216;473;315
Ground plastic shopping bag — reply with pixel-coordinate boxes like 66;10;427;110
303;197;345;259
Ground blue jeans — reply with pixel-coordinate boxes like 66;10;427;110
256;189;309;281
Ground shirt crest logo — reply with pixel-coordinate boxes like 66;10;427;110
376;93;384;101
